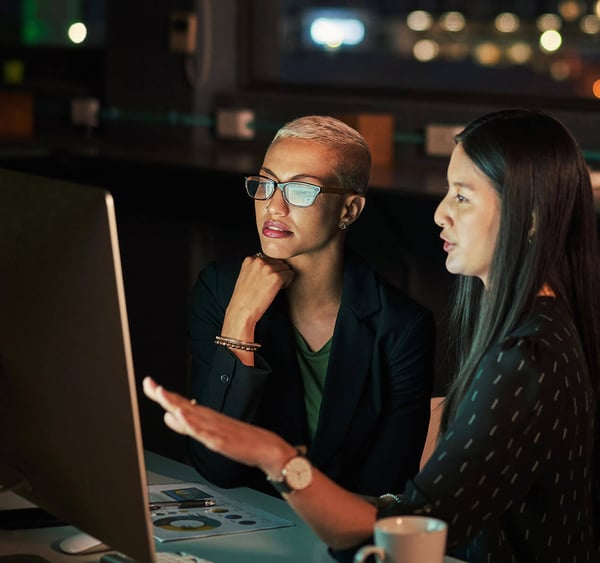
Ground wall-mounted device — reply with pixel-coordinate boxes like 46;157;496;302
424;124;465;157
169;11;197;55
216;109;255;140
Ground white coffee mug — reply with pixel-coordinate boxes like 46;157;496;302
354;515;447;563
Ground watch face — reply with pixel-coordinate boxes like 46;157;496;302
283;456;312;491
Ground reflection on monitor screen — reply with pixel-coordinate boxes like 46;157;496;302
0;168;155;561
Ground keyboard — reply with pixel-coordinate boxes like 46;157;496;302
101;552;213;563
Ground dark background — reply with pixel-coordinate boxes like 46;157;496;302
1;0;599;461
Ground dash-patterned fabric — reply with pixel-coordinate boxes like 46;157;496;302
380;297;598;562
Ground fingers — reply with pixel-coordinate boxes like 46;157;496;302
250;254;295;291
142;376;171;407
164;410;194;435
144;377;198;436
142;376;161;402
224;255;295;332
142;377;289;472
246;253;293;276
143;377;189;415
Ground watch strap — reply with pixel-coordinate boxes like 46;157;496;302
266;473;295;495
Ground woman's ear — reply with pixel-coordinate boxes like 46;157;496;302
340;195;366;227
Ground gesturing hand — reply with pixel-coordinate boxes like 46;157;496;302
142;376;295;478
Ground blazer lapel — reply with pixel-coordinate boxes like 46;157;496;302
309;255;381;466
257;293;308;443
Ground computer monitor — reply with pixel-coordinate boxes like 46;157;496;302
0;168;155;561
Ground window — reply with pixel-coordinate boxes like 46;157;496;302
244;1;600;105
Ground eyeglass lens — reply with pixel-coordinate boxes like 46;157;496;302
246;177;321;207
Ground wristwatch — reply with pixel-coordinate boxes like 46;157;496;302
267;453;313;495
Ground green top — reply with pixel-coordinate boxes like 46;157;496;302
293;328;332;441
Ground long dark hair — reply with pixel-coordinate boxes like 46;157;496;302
440;108;600;429
439;109;600;544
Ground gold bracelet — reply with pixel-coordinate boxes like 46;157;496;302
214;335;261;352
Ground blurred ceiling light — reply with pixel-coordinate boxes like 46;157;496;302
580;14;600;34
540;29;563;52
68;22;87;44
406;10;433;31
593;78;600;99
537;13;562;31
473;42;502;66
309;17;365;49
558;0;582;21
550;60;571;80
440;11;466;32
506;42;533;64
595;1;600;17
413;39;440;61
495;12;520;33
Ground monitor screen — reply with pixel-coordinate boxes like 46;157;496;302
0;168;155;561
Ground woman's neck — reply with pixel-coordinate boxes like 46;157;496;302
286;250;344;306
286;250;345;351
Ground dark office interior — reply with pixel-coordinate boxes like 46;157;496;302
1;0;599;462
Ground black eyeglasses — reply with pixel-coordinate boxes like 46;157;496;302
244;175;350;208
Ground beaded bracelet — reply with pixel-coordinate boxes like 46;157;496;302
214;335;261;352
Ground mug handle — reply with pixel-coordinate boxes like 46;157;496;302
354;545;385;562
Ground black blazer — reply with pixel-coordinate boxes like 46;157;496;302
188;253;436;496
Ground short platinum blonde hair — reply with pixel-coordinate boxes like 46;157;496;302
269;115;371;195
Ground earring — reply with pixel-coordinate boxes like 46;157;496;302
338;221;348;230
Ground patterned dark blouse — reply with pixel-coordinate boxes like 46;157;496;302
379;297;598;562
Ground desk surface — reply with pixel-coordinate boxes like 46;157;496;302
0;452;463;563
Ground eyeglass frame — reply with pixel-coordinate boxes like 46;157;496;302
244;175;352;208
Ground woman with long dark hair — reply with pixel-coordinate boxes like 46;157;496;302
144;109;600;562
